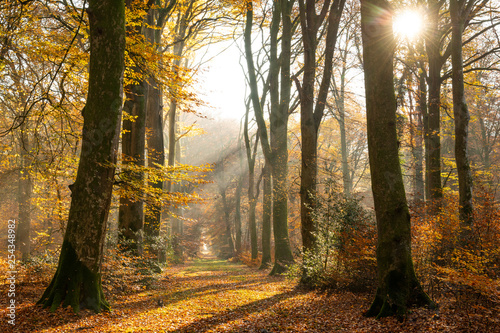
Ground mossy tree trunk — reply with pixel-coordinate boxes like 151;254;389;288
361;0;435;318
38;0;125;313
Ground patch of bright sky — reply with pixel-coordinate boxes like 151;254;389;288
196;39;247;122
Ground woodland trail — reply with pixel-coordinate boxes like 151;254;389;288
2;255;497;332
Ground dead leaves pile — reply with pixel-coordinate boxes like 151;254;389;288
1;257;499;332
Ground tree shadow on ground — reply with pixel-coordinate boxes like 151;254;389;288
172;289;299;333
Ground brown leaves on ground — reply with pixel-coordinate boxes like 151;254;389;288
1;256;499;332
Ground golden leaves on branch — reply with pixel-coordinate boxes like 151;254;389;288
115;157;213;208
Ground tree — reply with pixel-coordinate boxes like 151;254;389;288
38;0;125;313
118;0;151;252
17;121;32;261
243;100;260;260
244;0;295;274
329;4;362;196
143;1;176;237
361;0;434;318
296;0;345;253
450;0;477;229
424;0;446;202
260;162;272;268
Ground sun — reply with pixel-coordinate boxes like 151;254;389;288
393;9;424;40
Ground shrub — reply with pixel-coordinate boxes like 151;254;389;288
293;180;377;290
411;188;500;306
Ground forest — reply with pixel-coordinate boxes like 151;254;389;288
0;0;499;332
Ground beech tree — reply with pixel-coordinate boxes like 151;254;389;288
143;1;175;237
297;0;345;253
243;100;260;260
361;0;434;318
329;2;362;196
118;0;151;252
424;0;445;202
38;0;125;313
244;0;295;274
450;0;477;229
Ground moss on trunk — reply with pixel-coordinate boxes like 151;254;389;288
38;0;125;313
38;239;109;313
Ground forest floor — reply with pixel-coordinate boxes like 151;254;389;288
1;253;499;332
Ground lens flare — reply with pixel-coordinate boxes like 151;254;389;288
393;10;424;40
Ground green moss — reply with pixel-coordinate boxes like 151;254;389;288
38;239;110;313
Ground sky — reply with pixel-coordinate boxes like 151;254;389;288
196;39;247;122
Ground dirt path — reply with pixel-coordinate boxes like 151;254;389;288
3;257;497;332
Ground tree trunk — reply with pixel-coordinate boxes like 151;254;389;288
260;163;272;269
413;70;427;202
167;18;187;259
450;0;474;230
297;0;345;254
243;2;262;261
243;102;259;260
361;0;435;318
244;0;294;273
268;0;295;275
145;76;165;237
221;190;235;258
339;96;351;195
332;44;352;195
118;80;147;253
249;188;258;260
235;172;243;256
17;131;32;262
38;0;125;313
425;0;444;202
143;7;168;238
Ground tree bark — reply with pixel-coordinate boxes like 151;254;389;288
268;0;295;275
361;0;435;318
145;76;165;237
260;162;272;269
118;80;147;253
425;0;445;202
243;101;259;260
17;129;32;262
413;70;426;202
221;190;235;258
338;91;351;196
38;0;125;313
450;0;474;231
234;170;243;256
